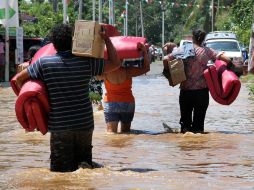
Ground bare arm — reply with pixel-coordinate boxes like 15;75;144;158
15;68;30;90
95;74;105;80
126;42;150;78
100;27;121;73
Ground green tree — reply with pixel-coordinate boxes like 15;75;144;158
216;0;253;45
19;1;78;37
231;0;253;45
18;0;253;47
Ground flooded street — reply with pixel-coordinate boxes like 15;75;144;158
1;62;254;190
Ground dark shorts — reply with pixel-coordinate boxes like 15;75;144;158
50;128;93;172
104;102;135;124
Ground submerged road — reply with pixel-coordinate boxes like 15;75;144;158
0;61;254;189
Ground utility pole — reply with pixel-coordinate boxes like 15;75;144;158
162;10;165;45
99;0;102;23
211;0;214;31
123;13;127;36
139;0;144;37
63;0;67;24
93;0;95;21
160;1;166;46
125;0;128;36
5;0;9;82
112;0;115;25
217;0;219;17
109;0;113;24
78;0;83;19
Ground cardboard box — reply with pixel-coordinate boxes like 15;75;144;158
72;20;105;58
167;59;186;86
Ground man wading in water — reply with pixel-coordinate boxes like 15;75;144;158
15;23;120;172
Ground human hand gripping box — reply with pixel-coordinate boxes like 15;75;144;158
72;20;105;58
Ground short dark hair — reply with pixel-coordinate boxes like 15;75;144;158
50;23;73;51
28;45;41;59
192;29;206;46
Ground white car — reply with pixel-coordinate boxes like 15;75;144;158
179;39;192;47
204;31;243;76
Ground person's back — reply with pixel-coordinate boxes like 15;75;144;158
181;46;217;90
99;43;150;133
32;53;98;131
104;77;134;103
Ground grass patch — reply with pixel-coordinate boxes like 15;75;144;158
241;74;254;97
89;92;102;104
240;74;254;83
248;84;254;97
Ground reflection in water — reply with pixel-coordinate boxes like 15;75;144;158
1;66;254;189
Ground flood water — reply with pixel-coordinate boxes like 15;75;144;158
1;62;254;190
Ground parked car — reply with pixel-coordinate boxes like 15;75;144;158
204;31;244;76
179;39;192;47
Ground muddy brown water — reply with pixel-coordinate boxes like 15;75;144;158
0;63;254;190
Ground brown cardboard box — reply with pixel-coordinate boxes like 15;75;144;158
167;59;186;87
72;20;105;58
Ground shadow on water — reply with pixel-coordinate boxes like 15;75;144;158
117;168;157;173
125;127;252;136
215;131;254;135
127;129;173;135
126;122;181;135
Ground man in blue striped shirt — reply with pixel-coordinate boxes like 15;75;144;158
16;23;120;172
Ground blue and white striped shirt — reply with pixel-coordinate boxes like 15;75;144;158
27;51;104;132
